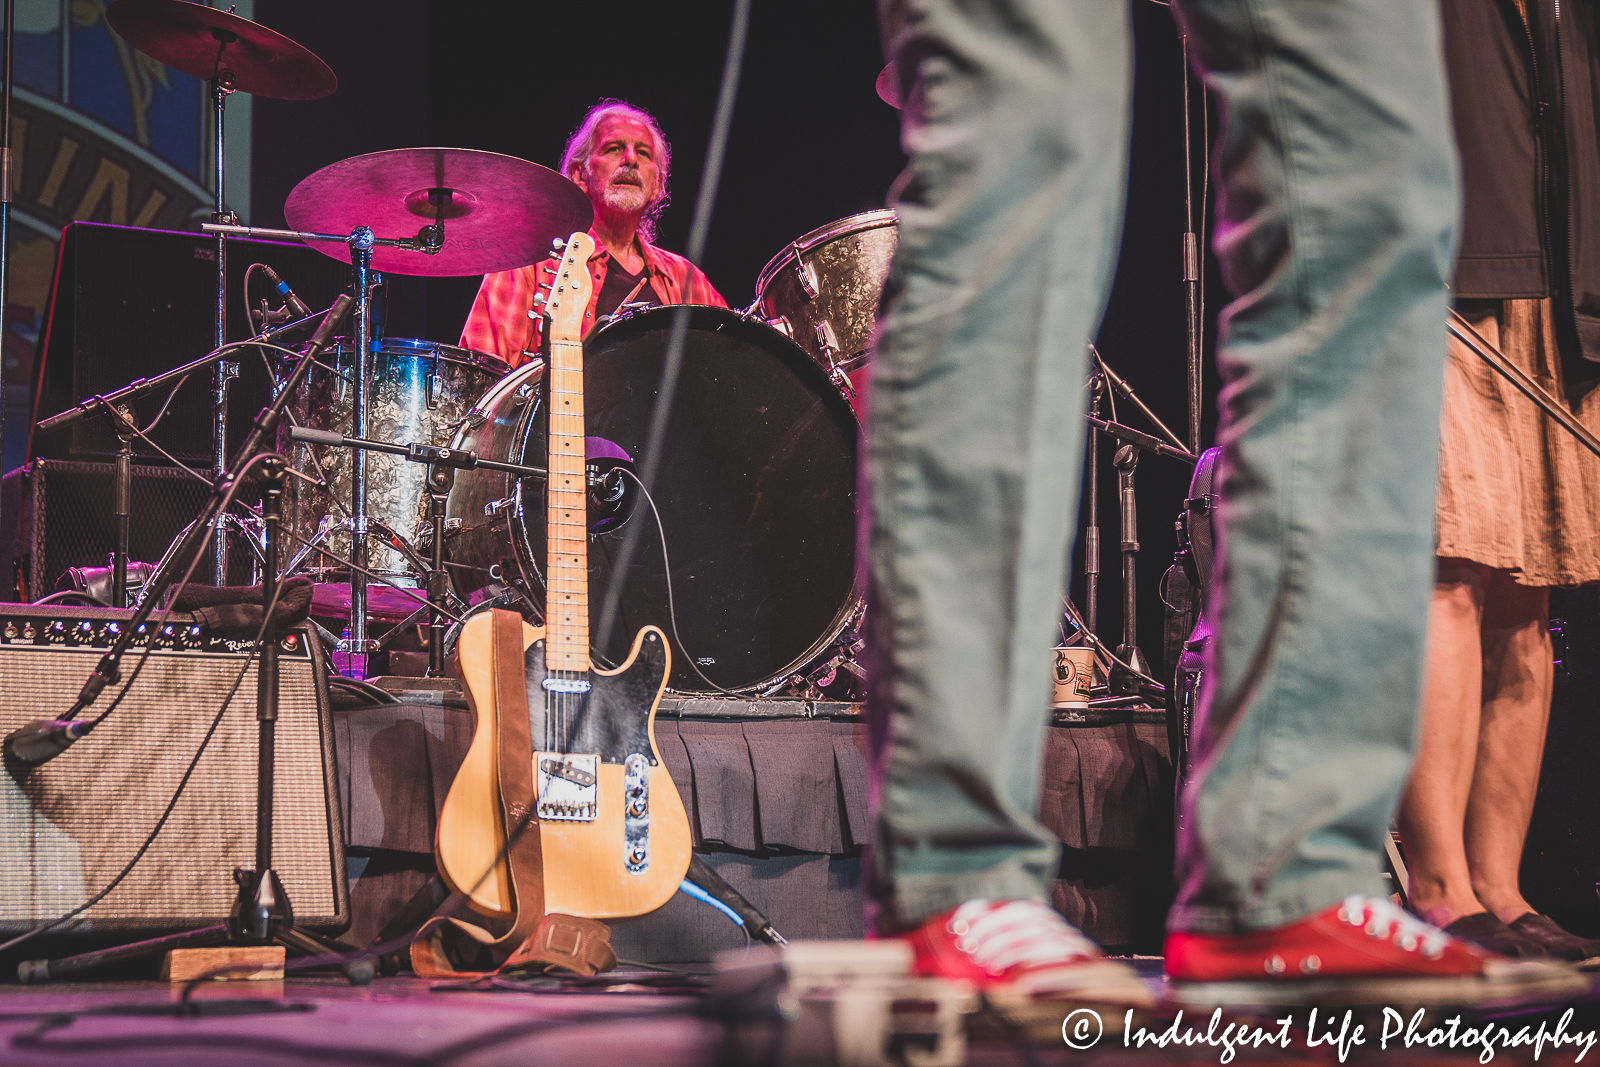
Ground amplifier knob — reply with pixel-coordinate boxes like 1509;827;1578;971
3;622;15;641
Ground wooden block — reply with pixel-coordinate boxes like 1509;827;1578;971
160;946;285;982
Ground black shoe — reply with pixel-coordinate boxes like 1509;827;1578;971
1508;913;1600;970
1441;912;1550;959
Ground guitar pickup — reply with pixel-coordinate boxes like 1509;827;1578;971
539;757;596;788
537;752;598;822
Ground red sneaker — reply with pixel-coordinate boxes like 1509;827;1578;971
1165;895;1584;1007
899;899;1153;1006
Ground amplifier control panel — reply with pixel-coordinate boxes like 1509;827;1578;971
0;606;310;657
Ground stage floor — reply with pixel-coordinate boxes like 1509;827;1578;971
3;963;1600;1066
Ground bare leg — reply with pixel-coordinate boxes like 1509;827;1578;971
1397;558;1490;927
1465;571;1551;923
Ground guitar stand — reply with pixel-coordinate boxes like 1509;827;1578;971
20;456;372;986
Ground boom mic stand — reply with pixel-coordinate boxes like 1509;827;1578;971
14;295;359;985
1079;346;1196;699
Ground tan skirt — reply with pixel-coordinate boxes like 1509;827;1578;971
1436;298;1600;586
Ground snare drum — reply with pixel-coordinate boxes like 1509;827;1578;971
756;209;898;411
280;337;510;578
444;305;859;694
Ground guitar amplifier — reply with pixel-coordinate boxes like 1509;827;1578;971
0;605;348;939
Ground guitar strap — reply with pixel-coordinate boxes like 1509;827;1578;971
409;609;615;977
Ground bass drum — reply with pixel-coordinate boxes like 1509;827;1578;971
445;305;860;694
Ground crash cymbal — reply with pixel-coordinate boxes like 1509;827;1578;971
106;0;336;101
284;147;594;277
876;61;902;110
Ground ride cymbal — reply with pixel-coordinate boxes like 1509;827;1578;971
106;0;336;100
284;147;593;277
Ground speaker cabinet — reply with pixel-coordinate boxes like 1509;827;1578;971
0;458;229;602
28;221;351;465
0;605;348;939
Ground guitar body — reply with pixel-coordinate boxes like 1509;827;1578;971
436;612;692;920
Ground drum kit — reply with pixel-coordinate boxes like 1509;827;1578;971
90;1;899;697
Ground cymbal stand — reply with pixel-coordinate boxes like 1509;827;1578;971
347;231;374;674
1083;373;1105;635
203;220;445;676
209;30;241;586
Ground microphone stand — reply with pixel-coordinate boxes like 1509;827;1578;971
17;296;369;986
31;310;325;608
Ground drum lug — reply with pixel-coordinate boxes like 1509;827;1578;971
815;320;840;358
426;372;444;409
511;382;535;407
485;496;514;518
791;242;819;300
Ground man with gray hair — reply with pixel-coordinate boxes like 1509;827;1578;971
462;99;725;367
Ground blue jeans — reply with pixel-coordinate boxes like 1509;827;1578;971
868;0;1458;933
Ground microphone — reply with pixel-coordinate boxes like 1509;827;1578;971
259;264;313;319
4;719;93;766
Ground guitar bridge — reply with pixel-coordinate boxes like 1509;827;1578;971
536;752;598;821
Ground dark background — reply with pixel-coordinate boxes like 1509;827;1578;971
250;0;1224;674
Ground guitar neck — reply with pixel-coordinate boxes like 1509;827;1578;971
545;336;591;675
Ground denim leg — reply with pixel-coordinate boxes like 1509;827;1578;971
866;0;1133;928
1167;0;1460;932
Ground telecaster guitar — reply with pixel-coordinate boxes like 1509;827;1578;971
436;232;691;919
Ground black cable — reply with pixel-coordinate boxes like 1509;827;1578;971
137;373;189;439
30;591;111;608
614;468;740;696
0;577;286;958
593;0;750;653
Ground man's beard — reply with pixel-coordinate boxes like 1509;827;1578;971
593;166;651;214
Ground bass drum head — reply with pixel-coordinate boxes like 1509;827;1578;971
519;305;859;694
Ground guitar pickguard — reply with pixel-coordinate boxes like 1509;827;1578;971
524;632;667;763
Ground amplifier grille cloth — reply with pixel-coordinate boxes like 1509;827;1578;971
0;648;335;926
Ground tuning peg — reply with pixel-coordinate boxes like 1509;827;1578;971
551;237;567;252
532;292;547;307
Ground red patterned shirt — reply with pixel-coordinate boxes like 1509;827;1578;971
459;233;726;367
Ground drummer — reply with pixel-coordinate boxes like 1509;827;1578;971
460;99;726;367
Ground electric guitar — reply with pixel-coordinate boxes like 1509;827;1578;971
435;232;691;920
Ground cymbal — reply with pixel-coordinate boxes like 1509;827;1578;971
106;0;336;101
876;61;903;110
284;147;594;277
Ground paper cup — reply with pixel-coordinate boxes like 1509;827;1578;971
1051;646;1095;709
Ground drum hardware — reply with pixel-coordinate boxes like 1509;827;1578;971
205;147;591;661
106;0;337;586
1076;359;1195;699
286;425;550;677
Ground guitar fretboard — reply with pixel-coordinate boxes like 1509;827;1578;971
545;337;590;674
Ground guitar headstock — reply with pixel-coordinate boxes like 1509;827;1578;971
539;231;596;344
